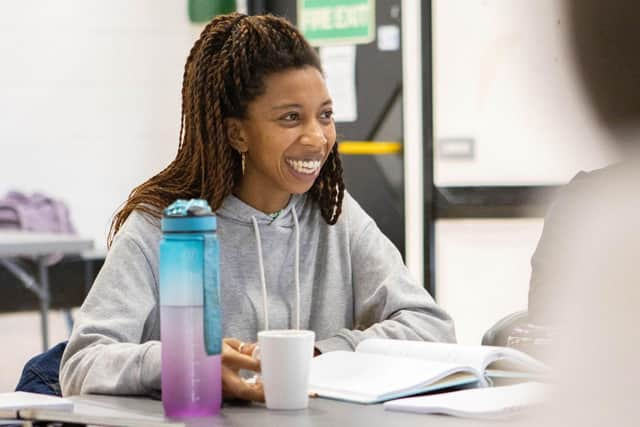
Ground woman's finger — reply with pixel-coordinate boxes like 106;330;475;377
223;337;243;351
225;338;257;356
222;365;265;402
240;342;258;357
236;380;264;402
222;346;261;372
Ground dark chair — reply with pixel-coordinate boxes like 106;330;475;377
481;310;529;347
15;341;67;396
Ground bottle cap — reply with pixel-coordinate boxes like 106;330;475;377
161;199;216;232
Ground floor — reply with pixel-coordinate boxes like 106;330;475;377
1;310;70;392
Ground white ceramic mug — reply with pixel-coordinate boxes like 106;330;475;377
257;329;315;410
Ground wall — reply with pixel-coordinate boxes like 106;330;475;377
435;219;543;345
0;1;203;250
432;0;616;344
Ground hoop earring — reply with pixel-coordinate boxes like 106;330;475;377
241;152;246;175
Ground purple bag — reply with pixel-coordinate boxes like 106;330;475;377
0;191;77;265
0;191;76;234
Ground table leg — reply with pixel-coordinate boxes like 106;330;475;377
38;258;50;351
83;257;94;294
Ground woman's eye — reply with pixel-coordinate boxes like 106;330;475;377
281;112;300;121
321;109;333;120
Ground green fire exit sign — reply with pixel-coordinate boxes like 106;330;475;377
298;0;375;46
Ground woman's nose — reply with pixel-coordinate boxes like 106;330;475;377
303;122;328;146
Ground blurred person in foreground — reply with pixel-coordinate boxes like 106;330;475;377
525;1;640;425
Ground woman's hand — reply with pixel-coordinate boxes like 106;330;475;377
221;338;264;402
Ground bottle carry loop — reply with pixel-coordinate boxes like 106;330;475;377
203;233;222;355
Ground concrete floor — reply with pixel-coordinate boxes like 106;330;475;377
1;311;70;392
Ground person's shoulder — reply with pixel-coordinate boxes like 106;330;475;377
565;162;627;188
556;163;625;203
121;209;161;234
545;163;626;224
303;191;372;234
112;209;162;253
339;191;375;233
341;190;366;213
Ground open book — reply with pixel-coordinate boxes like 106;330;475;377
308;339;548;404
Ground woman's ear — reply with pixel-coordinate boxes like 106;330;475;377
226;118;248;153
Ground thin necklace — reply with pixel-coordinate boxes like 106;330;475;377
268;197;290;222
268;210;281;223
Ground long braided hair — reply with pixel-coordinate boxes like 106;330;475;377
109;13;345;246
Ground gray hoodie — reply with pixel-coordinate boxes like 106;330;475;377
60;192;455;397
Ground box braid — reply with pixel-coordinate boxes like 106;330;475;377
109;13;345;246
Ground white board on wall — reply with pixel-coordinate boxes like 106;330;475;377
433;0;618;187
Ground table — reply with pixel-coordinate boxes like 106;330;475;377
0;231;93;350
16;394;517;427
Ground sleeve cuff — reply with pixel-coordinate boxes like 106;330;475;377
315;335;354;353
140;341;162;393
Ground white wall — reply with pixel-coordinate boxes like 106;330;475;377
435;219;543;345
433;0;617;186
432;0;615;344
0;1;204;250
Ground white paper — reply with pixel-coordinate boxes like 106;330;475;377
319;45;358;123
384;382;549;419
377;25;400;51
0;392;73;412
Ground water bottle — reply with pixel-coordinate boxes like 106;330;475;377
160;199;222;417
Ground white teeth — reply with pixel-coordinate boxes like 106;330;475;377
286;159;321;174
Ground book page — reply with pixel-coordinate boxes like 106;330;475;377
356;339;495;372
357;339;548;376
309;351;480;403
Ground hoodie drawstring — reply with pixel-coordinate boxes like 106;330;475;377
292;206;301;330
251;216;269;331
251;207;301;331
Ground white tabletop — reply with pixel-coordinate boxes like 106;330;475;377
0;231;93;257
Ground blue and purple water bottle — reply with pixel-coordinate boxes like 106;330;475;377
160;199;222;417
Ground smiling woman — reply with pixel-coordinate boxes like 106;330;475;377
58;13;455;405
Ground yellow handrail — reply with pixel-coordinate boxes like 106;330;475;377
338;141;402;155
